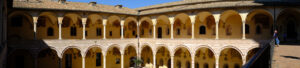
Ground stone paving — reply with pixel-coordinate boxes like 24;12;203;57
272;45;300;68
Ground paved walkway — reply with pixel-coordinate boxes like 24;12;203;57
272;45;300;68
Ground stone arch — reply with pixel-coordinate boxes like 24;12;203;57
173;45;192;55
61;46;83;68
276;8;300;42
61;12;83;39
37;48;60;68
194;45;216;56
84;45;103;68
156;45;171;68
219;47;243;68
173;45;192;68
140;17;153;38
194;46;216;68
156;15;171;38
246;9;274;39
174;13;192;38
246;47;259;62
195;11;216;39
124;44;137;68
140;44;154;67
7;49;34;68
106;15;121;38
84;45;103;57
106;44;122;53
37;12;59;39
124;43;137;53
219;10;243;39
124;17;138;38
8;11;34;40
106;44;122;68
86;13;103;39
219;45;243;56
61;46;82;57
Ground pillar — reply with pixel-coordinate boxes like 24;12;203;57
213;14;220;40
82;57;85;68
103;53;106;68
240;13;248;39
58;17;63;40
189;15;196;39
215;56;219;68
33;53;38;68
191;55;195;68
242;55;247;65
152;19;157;39
153;24;156;39
103;24;106;39
171;55;174;68
192;23;195;39
82;18;87;40
59;58;62;68
33;16;38;40
216;22;219;39
103;19;107;39
242;22;246;39
121;53;124;68
169;17;174;39
153;53;156;68
121;20;124;39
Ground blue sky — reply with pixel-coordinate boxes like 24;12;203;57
68;0;180;8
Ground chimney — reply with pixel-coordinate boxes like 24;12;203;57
89;1;97;6
59;0;66;4
115;5;123;8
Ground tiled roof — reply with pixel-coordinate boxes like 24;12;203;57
13;1;265;15
138;1;264;15
13;1;139;15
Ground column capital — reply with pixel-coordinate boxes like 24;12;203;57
239;13;248;23
120;20;125;26
81;17;87;25
32;16;39;24
151;18;157;25
58;17;64;24
189;14;196;24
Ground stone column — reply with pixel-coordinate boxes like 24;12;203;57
33;16;38;40
213;14;220;40
33;52;38;68
103;53;106;68
240;13;248;39
215;56;219;68
153;52;156;68
82;57;85;68
58;17;63;40
59;58;62;68
189;15;196;39
192;23;195;39
169;17;174;39
82;18;87;40
121;53;124;68
103;19;107;39
171;55;174;68
191;55;195;68
120;20;125;39
242;55;247;65
216;23;219;39
152;19;157;39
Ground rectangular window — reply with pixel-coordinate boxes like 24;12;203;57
177;28;180;35
16;56;24;68
65;54;72;68
96;53;101;66
96;28;102;36
85;31;88;36
167;28;170;35
110;31;112;36
141;29;144;35
71;27;77;36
